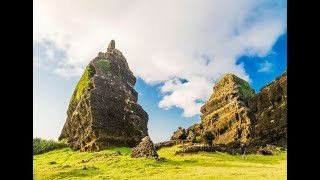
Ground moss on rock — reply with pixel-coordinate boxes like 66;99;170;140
220;74;255;99
69;64;95;104
95;59;110;76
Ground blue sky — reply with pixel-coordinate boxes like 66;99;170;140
33;0;286;143
237;33;287;92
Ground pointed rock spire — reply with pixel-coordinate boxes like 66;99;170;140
107;39;115;52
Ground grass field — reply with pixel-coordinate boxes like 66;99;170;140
33;145;287;179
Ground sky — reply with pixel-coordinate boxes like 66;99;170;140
33;0;287;143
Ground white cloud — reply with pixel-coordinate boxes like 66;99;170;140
159;76;213;117
258;61;273;73
54;65;84;79
33;0;286;117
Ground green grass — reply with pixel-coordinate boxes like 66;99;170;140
69;65;95;104
33;145;286;179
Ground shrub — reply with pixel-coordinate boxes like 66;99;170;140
33;138;68;155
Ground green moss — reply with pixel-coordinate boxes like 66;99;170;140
232;75;255;99
217;74;254;99
196;136;201;142
96;59;110;76
69;65;94;104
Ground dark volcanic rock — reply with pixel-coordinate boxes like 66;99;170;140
202;131;214;145
130;136;158;159
107;40;115;52
175;144;238;155
154;140;178;150
175;144;218;154
170;127;187;140
248;71;287;148
59;40;148;151
257;144;280;155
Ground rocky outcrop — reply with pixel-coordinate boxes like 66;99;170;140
248;71;287;148
170;127;187;141
163;71;287;154
257;144;280;155
154;140;178;150
175;143;239;155
175;144;218;154
200;74;256;145
130;136;158;160
186;130;196;142
59;40;148;151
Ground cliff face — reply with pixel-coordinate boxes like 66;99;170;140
248;71;287;148
169;71;287;150
200;74;256;145
59;40;148;151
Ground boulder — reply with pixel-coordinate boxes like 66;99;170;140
258;144;280;155
131;136;159;160
154;140;178;150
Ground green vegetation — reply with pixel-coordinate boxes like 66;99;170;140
96;59;110;76
196;136;201;142
33;145;286;179
232;75;255;99
279;100;286;108
69;65;95;104
33;138;68;155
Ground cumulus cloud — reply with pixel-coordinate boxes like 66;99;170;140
159;76;213;117
33;0;287;117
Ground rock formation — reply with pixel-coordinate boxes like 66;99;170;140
59;40;148;151
164;71;287;153
131;136;158;160
170;127;187;141
248;71;287;148
200;74;256;145
154;140;177;150
186;130;196;142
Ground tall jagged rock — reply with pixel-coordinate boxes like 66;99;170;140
200;74;256;145
59;40;148;151
248;71;287;148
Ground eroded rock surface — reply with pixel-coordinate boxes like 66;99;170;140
59;40;148;151
163;71;287;154
131;136;158;159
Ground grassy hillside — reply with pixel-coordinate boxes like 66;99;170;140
33;145;286;179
